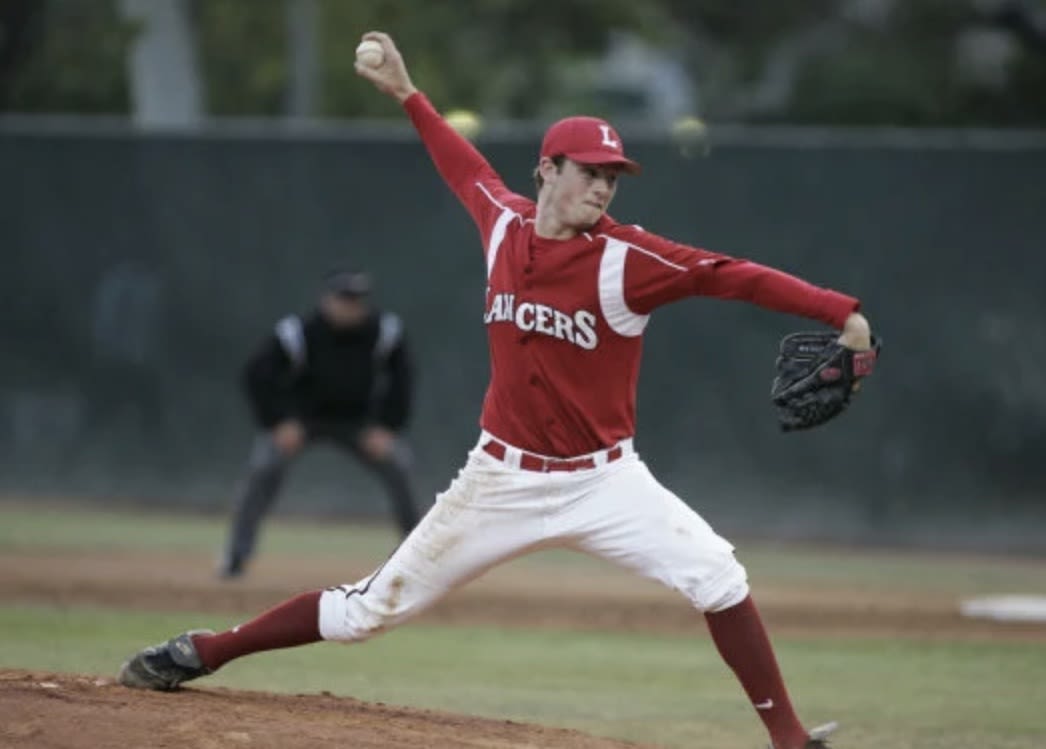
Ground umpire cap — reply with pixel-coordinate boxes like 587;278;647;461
323;268;372;298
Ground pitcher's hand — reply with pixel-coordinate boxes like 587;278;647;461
354;31;418;103
838;312;872;351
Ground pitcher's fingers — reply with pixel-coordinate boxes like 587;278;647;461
362;30;393;49
354;61;381;80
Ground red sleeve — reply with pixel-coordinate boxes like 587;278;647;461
614;225;859;329
403;92;527;251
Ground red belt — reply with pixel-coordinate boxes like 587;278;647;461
482;439;623;473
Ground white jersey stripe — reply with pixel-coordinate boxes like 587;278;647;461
597;232;689;272
599;238;650;337
486;208;514;279
475;181;508;211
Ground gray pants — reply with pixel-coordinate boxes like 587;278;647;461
221;423;419;574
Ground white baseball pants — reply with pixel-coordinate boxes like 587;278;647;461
319;432;749;641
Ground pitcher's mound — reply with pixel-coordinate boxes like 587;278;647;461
0;669;651;749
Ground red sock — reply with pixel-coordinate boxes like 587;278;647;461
192;590;323;671
704;595;809;749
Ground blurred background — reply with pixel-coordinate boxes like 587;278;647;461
1;0;1044;552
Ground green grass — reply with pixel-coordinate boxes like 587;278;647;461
0;504;400;560
738;543;1046;595
1;604;1044;749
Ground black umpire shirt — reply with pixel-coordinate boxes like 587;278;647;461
243;308;412;431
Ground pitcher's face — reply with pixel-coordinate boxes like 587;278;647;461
543;159;621;231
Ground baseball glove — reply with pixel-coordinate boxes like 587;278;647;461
771;331;881;432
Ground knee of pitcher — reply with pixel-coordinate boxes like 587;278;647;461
692;556;751;613
317;581;411;643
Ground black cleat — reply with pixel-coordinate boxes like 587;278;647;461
117;630;215;691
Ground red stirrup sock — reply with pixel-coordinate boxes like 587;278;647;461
704;595;809;749
192;590;323;671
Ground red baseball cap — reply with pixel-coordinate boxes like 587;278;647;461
540;116;641;175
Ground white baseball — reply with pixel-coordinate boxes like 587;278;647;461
355;40;385;68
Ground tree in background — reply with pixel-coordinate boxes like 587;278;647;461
0;0;41;110
2;0;1044;126
1;0;135;114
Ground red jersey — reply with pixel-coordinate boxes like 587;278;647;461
404;94;859;457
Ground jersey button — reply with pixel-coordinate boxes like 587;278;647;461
529;375;540;386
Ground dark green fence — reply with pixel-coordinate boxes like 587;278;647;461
2;123;1044;550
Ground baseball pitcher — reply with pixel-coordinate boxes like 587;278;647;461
118;31;879;749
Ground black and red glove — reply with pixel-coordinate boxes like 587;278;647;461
771;331;881;432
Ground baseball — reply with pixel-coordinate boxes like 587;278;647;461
355;40;385;68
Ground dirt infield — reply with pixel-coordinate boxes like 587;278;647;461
0;669;653;749
2;548;1045;641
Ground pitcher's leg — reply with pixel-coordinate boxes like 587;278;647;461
704;597;810;749
565;460;748;611
221;435;292;577
125;453;551;688
564;459;810;749
193;591;323;671
319;460;545;642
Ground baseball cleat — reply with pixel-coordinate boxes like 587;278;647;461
117;629;215;691
768;721;839;749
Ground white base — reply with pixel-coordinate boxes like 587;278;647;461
959;595;1046;622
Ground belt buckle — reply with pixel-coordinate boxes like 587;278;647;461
547;457;586;472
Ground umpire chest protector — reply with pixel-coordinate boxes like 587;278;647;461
270;310;404;421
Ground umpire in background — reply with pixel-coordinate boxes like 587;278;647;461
219;268;421;578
